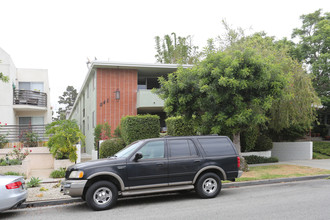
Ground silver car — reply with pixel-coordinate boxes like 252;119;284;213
0;175;27;212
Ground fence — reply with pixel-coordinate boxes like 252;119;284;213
0;124;48;143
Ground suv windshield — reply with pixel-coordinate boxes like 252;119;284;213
114;141;143;158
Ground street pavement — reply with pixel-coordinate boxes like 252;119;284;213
3;179;330;219
17;159;330;210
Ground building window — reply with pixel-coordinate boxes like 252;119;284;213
19;117;44;125
87;83;89;98
19;82;44;92
87;116;90;131
92;111;95;128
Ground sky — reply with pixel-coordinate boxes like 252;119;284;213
1;0;330;113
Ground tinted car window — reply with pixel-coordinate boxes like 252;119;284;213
169;139;198;158
139;141;165;159
198;138;235;156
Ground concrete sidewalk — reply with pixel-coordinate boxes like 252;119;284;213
250;159;330;170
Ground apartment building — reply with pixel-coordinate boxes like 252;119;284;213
69;61;191;154
0;47;52;144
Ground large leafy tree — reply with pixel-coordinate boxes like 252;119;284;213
155;32;201;64
54;86;78;121
157;33;319;152
292;9;330;109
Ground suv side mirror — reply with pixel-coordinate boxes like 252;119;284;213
134;152;143;161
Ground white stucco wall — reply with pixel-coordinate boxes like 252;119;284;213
0;48;52;126
0;48;17;125
70;70;97;155
16;68;52;124
242;151;272;158
271;142;313;161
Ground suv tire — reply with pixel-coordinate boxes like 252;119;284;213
195;173;221;198
86;181;118;211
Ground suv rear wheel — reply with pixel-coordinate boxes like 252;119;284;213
85;181;118;211
195;173;221;198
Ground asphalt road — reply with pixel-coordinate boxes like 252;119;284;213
2;179;330;220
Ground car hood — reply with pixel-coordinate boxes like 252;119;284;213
67;157;126;171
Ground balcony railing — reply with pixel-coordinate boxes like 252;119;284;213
13;89;47;107
0;124;48;142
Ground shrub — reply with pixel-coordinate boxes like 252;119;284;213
0;122;9;148
8;145;31;161
313;141;330;156
0;134;9;149
114;126;121;138
244;155;279;164
4;171;25;177
99;138;125;158
4;171;20;176
253;135;273;151
50;168;66;178
0;158;22;166
94;122;111;150
121;115;160;145
23;131;39;147
46;120;85;162
165;116;195;136
241;126;259;152
27;177;41;188
312;124;328;137
269;124;309;142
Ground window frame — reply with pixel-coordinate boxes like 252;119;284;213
130;140;166;161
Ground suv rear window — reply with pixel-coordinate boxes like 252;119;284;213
197;138;235;156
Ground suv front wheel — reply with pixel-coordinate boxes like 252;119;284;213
195;173;221;198
85;181;118;211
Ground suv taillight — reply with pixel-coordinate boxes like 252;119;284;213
237;156;241;168
6;181;22;189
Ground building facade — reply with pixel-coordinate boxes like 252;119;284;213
0;47;52;144
69;61;191;154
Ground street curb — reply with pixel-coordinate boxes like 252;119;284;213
17;175;330;209
19;198;84;209
223;174;330;188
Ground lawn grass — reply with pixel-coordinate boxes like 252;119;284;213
233;164;330;182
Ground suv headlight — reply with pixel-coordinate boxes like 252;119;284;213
69;171;84;179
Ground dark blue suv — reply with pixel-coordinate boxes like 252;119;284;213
61;135;242;211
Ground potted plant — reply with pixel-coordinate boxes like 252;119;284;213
46;120;85;167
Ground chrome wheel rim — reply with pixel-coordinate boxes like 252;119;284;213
93;187;112;205
202;178;217;194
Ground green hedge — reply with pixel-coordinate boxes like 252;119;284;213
313;141;330;156
253;134;273;151
244;155;279;164
120;115;160;145
99;138;126;158
166;116;195;136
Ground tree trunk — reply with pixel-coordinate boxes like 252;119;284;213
233;131;248;171
232;132;241;154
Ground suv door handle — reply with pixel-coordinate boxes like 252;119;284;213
194;160;201;163
156;163;164;166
